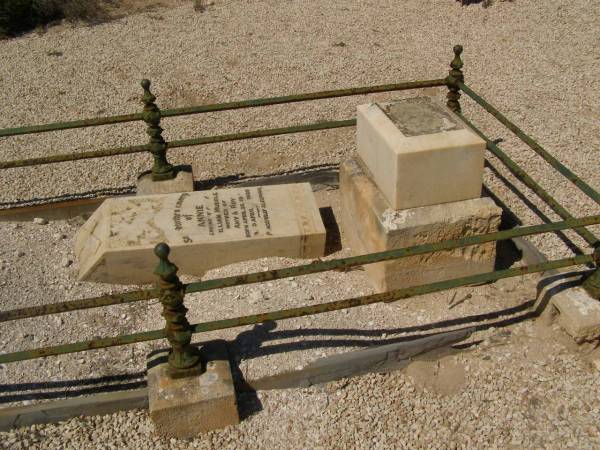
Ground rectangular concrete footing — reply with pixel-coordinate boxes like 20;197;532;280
136;165;195;195
340;158;502;292
536;271;600;343
147;341;240;438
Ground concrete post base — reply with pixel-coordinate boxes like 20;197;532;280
340;158;502;293
136;165;195;195
147;341;240;438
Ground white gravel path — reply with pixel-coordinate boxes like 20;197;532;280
0;0;599;448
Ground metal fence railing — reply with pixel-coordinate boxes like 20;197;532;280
0;45;598;378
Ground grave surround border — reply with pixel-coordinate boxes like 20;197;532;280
0;45;599;432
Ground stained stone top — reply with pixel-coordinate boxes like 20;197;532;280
378;97;462;137
356;97;486;210
75;183;326;284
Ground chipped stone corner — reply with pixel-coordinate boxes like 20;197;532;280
551;286;600;343
512;238;600;344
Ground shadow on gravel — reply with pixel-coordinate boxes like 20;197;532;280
228;271;592;366
194;163;339;191
484;159;586;256
0;371;146;404
0;273;589;406
227;301;538;366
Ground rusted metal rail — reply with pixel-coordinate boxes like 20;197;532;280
0;79;445;138
0;119;357;170
456;112;599;247
0;253;593;365
2;214;600;324
1;45;598;376
458;81;600;206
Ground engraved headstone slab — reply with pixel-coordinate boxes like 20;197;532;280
75;183;326;284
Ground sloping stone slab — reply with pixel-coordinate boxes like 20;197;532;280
75;183;326;284
0;388;147;432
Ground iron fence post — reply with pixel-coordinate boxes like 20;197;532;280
583;248;600;299
141;79;175;181
154;242;202;377
446;45;464;113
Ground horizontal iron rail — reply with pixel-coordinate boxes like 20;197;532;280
160;79;447;119
0;119;356;169
458;81;600;206
185;215;600;295
0;79;446;138
0;254;593;364
456;112;599;247
0;289;160;323
2;214;600;323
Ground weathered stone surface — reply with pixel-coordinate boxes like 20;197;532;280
0;388;148;432
356;97;485;210
148;342;239;437
75;183;326;284
340;158;501;292
250;328;472;390
552;286;600;343
136;165;195;196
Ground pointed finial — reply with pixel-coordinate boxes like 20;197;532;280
451;45;463;70
154;242;177;282
141;79;156;105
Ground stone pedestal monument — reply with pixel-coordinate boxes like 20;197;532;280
341;96;502;292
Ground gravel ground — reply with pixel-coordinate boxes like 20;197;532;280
0;0;599;448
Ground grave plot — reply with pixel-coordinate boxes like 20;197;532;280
0;45;599;439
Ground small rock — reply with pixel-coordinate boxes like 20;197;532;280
33;217;48;225
61;258;73;268
14;250;25;257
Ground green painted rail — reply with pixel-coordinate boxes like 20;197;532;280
0;119;356;169
456;112;599;247
2;214;600;323
459;81;600;206
0;79;445;138
0;253;593;364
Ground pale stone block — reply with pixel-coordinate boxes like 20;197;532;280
552;286;600;343
340;159;501;292
356;97;486;210
148;342;239;437
136;165;195;195
75;183;326;284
